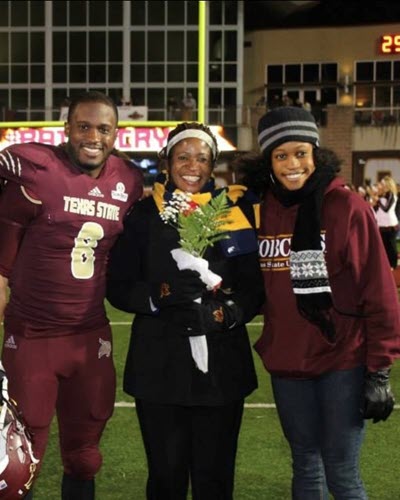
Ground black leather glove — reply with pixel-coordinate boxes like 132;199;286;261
150;269;206;309
364;368;395;423
160;298;243;336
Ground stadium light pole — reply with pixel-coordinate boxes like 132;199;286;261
197;1;206;123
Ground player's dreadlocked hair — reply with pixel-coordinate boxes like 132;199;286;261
67;91;119;124
159;122;219;167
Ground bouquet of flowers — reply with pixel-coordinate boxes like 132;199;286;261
160;190;232;373
160;190;231;289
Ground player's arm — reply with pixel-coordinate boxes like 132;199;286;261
0;180;42;278
0;143;41;185
0;273;7;323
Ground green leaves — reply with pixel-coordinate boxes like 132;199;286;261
177;191;232;258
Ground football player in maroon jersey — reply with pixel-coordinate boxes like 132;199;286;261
0;91;143;499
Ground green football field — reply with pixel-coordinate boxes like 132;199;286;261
1;302;400;499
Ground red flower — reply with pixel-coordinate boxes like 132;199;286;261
182;200;199;217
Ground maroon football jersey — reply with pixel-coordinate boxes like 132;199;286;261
0;143;143;336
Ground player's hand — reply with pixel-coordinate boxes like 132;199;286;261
364;368;395;423
0;273;8;324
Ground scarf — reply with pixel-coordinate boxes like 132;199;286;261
153;171;260;257
269;164;338;342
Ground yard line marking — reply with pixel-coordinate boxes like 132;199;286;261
114;402;400;410
114;402;277;408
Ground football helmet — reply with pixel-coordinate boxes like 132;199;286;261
0;363;39;499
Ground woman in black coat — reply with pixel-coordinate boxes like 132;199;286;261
106;122;265;500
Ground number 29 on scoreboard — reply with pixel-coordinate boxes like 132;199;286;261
379;34;400;54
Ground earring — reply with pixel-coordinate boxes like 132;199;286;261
269;172;276;185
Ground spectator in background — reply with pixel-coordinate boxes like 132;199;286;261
256;95;267;109
395;182;400;239
312;99;323;125
357;185;367;197
357;183;379;214
268;94;283;110
234;106;400;499
116;95;132;106
374;175;399;269
365;181;379;209
181;93;197;120
166;96;179;120
357;184;376;211
59;96;71;121
282;93;293;106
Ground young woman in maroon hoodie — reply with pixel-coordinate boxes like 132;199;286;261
236;106;400;500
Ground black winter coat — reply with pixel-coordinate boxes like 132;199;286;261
107;195;265;406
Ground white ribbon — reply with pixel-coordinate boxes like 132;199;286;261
170;248;221;291
170;248;222;373
187;328;209;373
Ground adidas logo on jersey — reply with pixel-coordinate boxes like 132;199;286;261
88;186;104;198
4;335;17;349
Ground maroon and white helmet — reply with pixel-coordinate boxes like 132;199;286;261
0;362;39;499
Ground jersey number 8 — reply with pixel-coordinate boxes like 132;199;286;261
71;221;104;279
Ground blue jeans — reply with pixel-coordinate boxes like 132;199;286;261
271;366;368;500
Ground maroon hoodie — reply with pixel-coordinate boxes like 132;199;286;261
255;177;400;378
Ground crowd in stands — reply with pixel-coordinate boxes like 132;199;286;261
349;176;400;269
256;93;325;126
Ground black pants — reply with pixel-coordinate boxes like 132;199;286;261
380;227;398;269
135;398;244;500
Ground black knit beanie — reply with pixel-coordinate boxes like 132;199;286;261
258;106;320;157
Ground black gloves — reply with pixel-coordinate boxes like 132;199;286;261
364;368;395;423
159;297;243;336
151;269;206;309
